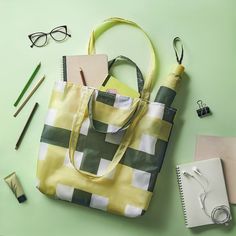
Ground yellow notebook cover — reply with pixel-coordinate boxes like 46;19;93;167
100;76;139;98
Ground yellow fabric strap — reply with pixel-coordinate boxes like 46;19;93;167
69;18;158;179
69;87;94;172
87;17;157;101
90;100;148;179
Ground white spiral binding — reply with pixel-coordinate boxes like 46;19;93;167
176;166;188;227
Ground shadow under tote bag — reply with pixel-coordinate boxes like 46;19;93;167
37;18;177;217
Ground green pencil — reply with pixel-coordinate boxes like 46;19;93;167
14;62;41;107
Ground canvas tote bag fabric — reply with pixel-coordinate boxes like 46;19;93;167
37;18;177;217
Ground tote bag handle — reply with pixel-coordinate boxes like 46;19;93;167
87;17;158;101
69;18;157;178
69;90;148;179
88;55;144;134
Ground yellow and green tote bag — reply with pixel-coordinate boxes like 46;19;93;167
37;18;177;217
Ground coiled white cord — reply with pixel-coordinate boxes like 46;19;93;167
183;170;231;225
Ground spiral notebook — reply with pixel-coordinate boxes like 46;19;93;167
176;158;230;228
62;54;108;87
62;54;140;97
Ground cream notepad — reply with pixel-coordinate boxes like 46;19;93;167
176;158;231;228
63;54;108;87
195;135;236;204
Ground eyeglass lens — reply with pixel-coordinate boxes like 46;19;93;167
50;26;68;41
30;33;47;47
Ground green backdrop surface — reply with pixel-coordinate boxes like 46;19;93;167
0;0;236;235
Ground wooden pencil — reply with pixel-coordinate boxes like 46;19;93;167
79;67;87;86
15;103;39;150
14;76;45;117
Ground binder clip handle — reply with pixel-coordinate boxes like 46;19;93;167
196;100;211;118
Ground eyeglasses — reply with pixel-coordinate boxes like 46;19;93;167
28;25;71;48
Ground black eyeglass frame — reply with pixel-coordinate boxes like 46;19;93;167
28;25;71;48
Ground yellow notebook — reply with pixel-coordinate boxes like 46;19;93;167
100;76;139;98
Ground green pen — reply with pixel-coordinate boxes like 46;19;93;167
14;62;41;107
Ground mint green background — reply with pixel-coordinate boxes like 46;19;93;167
0;0;235;235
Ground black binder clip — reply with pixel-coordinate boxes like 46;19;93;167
196;100;211;118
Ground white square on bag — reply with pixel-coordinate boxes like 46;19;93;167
64;150;83;169
45;108;57;126
139;134;157;155
124;204;142;217
56;184;74;202
90;194;109;211
132;169;151;191
38;142;48;160
147;103;165;119
54;81;66;93
97;159;115;179
80;117;90;135
107;124;121;133
114;96;132;109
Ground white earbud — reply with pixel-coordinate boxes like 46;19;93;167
182;171;194;178
181;167;225;221
192;166;202;176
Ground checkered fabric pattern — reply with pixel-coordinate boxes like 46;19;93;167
37;81;176;217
